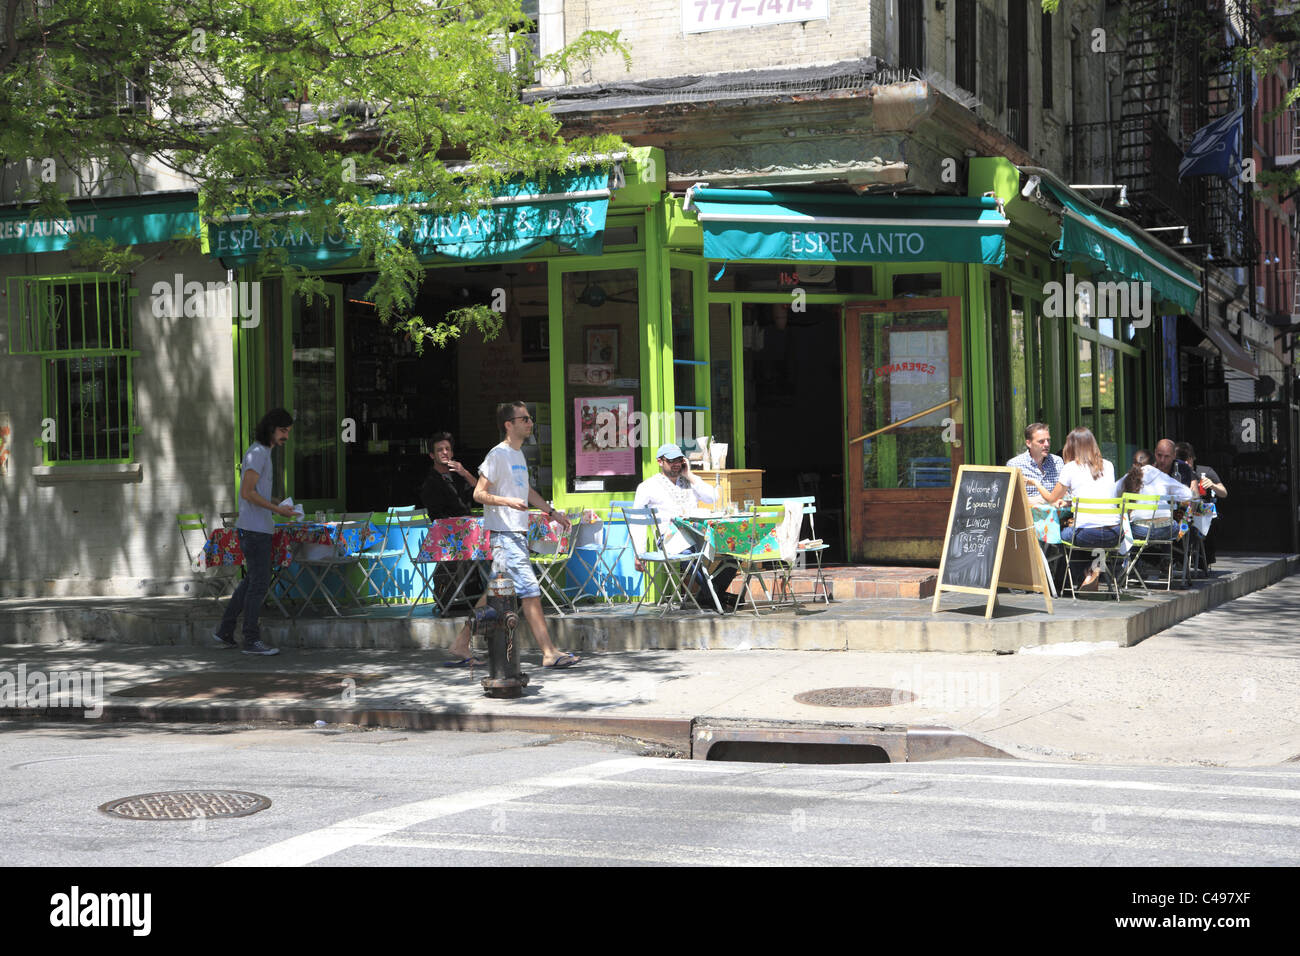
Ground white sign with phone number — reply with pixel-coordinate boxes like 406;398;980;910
683;0;828;34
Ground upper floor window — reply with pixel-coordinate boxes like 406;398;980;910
899;0;925;73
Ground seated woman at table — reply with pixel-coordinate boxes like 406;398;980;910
1025;427;1118;590
1113;449;1192;541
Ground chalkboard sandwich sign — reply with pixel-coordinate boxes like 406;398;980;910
931;465;1053;618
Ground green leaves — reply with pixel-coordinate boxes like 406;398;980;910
1;0;628;346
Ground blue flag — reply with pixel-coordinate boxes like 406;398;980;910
1179;108;1243;180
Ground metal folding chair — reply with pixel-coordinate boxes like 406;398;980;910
1120;493;1177;592
621;506;702;616
762;495;830;603
343;511;403;605
732;507;800;615
395;512;441;617
1061;498;1125;600
529;509;582;615
175;512;238;601
294;519;367;616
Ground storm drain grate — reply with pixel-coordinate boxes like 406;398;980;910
794;687;916;708
99;790;272;820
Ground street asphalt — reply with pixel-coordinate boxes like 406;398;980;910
2;567;1299;768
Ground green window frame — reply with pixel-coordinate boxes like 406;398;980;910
5;272;139;465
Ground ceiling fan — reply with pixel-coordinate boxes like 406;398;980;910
575;280;637;308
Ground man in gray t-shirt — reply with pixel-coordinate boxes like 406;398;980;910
215;408;297;655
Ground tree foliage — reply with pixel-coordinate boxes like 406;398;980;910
0;0;628;348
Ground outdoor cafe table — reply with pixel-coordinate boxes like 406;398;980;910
202;520;371;570
674;513;782;612
413;512;591;609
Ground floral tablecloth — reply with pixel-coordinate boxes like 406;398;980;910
417;512;580;562
675;514;781;562
203;522;375;570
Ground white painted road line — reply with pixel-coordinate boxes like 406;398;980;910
219;757;668;867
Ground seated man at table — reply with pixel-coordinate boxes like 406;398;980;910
632;443;736;610
420;431;477;519
1154;438;1196;486
1005;422;1064;499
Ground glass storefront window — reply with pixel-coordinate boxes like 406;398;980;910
1010;295;1028;451
1077;337;1094;435
709;303;733;448
707;262;873;294
291;286;339;502
670;268;696;410
857;309;954;489
563;268;641;495
1097;344;1118;462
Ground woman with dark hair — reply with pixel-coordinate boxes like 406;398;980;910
213;407;296;655
1026;427;1119;590
1114;448;1192;542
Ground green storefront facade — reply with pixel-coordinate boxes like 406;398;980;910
221;149;1202;563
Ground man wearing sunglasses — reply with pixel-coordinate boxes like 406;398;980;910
444;401;580;669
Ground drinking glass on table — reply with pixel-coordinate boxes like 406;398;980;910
743;499;754;514
314;510;325;525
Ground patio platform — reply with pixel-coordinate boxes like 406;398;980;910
2;554;1294;654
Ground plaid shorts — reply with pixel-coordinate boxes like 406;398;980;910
492;531;541;599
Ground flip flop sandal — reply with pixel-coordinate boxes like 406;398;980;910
544;653;581;669
442;657;486;668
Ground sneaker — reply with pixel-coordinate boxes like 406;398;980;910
241;640;280;656
211;631;237;648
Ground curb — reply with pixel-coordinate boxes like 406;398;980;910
4;703;1009;763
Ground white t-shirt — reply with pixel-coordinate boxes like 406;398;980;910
479;442;532;533
1113;464;1193;518
1057;459;1118;528
632;472;718;553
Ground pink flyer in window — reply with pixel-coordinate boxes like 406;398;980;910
574;396;636;476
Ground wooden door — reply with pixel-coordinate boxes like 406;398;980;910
844;297;965;562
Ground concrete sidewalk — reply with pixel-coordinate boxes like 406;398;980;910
3;563;1299;767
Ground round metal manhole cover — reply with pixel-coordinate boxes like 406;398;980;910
794;686;916;708
99;790;272;820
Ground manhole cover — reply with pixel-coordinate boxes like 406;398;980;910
794;687;916;708
113;672;376;700
99;790;272;820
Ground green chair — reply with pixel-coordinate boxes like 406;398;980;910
1060;498;1124;601
1120;493;1177;592
529;509;583;615
175;512;236;600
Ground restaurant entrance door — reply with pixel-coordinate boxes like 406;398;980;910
845;297;965;563
741;301;845;559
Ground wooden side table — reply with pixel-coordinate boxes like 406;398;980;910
693;469;764;510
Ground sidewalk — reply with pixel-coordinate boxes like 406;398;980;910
3;557;1299;767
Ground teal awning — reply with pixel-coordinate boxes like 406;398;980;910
1039;180;1201;314
0;192;199;255
691;188;1008;265
210;170;612;268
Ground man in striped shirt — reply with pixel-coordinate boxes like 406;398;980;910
1005;423;1063;499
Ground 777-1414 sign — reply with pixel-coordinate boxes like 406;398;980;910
683;0;829;35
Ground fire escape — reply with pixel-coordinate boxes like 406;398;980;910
1120;1;1255;264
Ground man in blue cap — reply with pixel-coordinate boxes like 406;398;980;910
633;442;736;610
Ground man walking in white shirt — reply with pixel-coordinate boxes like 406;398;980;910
444;401;579;669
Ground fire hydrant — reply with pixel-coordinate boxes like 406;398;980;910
471;557;529;699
